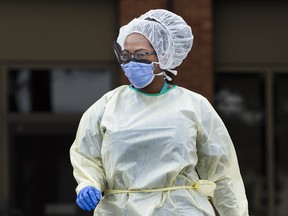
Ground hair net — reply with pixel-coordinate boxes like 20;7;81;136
117;9;193;74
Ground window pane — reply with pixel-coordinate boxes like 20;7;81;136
215;72;266;216
51;69;112;113
274;73;288;216
8;68;114;113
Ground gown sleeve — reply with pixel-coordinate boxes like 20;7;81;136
70;94;109;194
195;97;249;216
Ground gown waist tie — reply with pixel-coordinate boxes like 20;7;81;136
104;180;216;197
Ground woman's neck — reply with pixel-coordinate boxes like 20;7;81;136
137;76;165;94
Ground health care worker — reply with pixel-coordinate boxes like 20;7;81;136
70;9;249;216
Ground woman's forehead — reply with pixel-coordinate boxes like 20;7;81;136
123;33;153;51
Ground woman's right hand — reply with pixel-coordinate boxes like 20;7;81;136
76;186;102;211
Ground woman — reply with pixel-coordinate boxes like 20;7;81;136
70;9;249;216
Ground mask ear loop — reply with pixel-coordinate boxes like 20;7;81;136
152;62;177;81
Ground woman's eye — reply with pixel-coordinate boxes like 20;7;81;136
121;53;130;60
135;52;146;59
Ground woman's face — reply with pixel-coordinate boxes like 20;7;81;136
123;33;161;73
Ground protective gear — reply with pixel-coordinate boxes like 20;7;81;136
70;85;249;216
117;9;193;74
76;186;101;211
121;61;163;89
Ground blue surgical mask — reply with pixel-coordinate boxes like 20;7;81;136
121;61;163;89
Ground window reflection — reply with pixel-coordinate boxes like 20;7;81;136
215;89;263;126
51;69;112;113
215;72;266;215
10;69;32;113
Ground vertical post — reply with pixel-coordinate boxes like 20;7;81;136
266;71;275;216
0;66;8;215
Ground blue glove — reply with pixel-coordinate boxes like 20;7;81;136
76;186;102;211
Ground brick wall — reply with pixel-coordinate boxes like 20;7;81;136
118;0;213;101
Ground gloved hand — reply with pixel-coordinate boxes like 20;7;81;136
76;186;102;211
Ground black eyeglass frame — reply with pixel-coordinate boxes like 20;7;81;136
120;50;157;62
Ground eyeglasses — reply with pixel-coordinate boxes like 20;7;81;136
112;41;157;64
120;50;157;62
